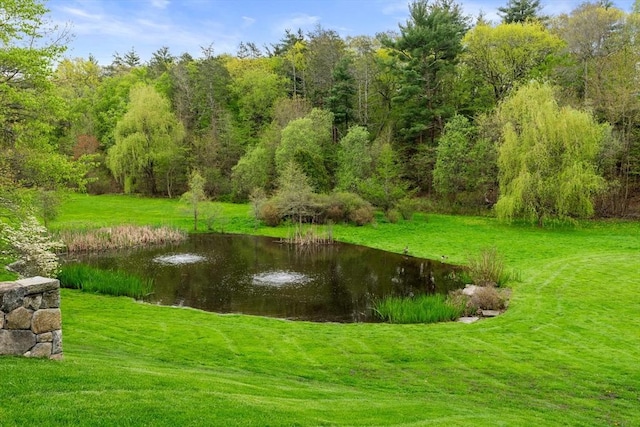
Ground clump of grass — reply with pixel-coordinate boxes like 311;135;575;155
284;223;334;245
58;264;153;299
466;247;506;286
60;225;187;252
374;294;465;324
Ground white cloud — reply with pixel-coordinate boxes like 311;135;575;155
60;6;102;20
273;13;321;34
150;0;170;9
242;16;256;28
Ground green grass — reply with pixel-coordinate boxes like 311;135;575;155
58;264;154;299
0;193;638;425
374;294;465;323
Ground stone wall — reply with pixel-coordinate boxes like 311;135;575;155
0;277;62;359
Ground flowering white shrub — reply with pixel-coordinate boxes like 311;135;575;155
1;214;64;278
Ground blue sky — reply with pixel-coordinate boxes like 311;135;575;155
47;0;635;65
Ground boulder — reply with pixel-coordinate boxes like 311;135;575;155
461;284;479;297
26;342;52;358
41;290;60;309
481;310;501;317
16;277;59;295
31;309;61;334
6;306;33;330
0;330;36;355
52;330;63;354
23;294;42;311
1;283;26;312
37;332;53;343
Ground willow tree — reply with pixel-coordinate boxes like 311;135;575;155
495;82;607;226
107;84;185;195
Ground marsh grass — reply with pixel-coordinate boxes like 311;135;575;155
60;225;187;252
284;223;334;245
58;264;153;299
374;294;465;324
466;246;506;286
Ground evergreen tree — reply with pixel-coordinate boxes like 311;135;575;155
327;56;356;135
498;0;544;23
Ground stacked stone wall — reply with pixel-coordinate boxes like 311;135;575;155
0;277;62;359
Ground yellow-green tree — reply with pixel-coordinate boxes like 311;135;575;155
462;22;564;101
181;169;207;231
107;84;185;195
495;82;607;226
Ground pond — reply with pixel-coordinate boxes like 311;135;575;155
66;233;464;322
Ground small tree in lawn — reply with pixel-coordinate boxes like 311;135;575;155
495;81;607;226
275;161;315;224
181;170;207;231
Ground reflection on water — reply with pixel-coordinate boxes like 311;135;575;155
66;233;464;322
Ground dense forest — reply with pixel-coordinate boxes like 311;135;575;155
2;0;640;228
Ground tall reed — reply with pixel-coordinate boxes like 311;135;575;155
60;225;187;253
374;294;465;324
284;223;334;245
58;264;153;299
466;247;505;286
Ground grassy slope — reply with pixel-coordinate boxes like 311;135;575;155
1;193;638;426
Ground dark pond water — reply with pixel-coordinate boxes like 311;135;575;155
66;233;464;322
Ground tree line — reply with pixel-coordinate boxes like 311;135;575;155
2;0;640;228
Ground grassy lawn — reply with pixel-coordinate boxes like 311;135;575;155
1;193;639;425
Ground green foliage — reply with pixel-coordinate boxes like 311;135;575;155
335;125;372;192
327;55;356;131
359;142;409;211
495;82;607;226
58;264;153;299
226;57;288;138
275;109;333;192
498;0;544;23
273;161;316;223
374;294;465;323
462;22;564;101
107;84;186;195
433;115;497;204
180;170;208;231
383;0;469;146
395;197;418;220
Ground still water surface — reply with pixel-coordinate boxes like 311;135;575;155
69;233;464;322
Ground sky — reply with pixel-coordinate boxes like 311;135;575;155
46;0;635;65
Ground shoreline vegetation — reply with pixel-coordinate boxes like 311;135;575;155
1;193;638;425
59;225;187;253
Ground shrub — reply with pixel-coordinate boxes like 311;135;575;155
467;247;505;286
349;205;374;226
374;294;465;324
385;209;400;223
395;198;417;220
449;287;508;316
259;199;281;226
1;214;63;277
470;286;506;311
